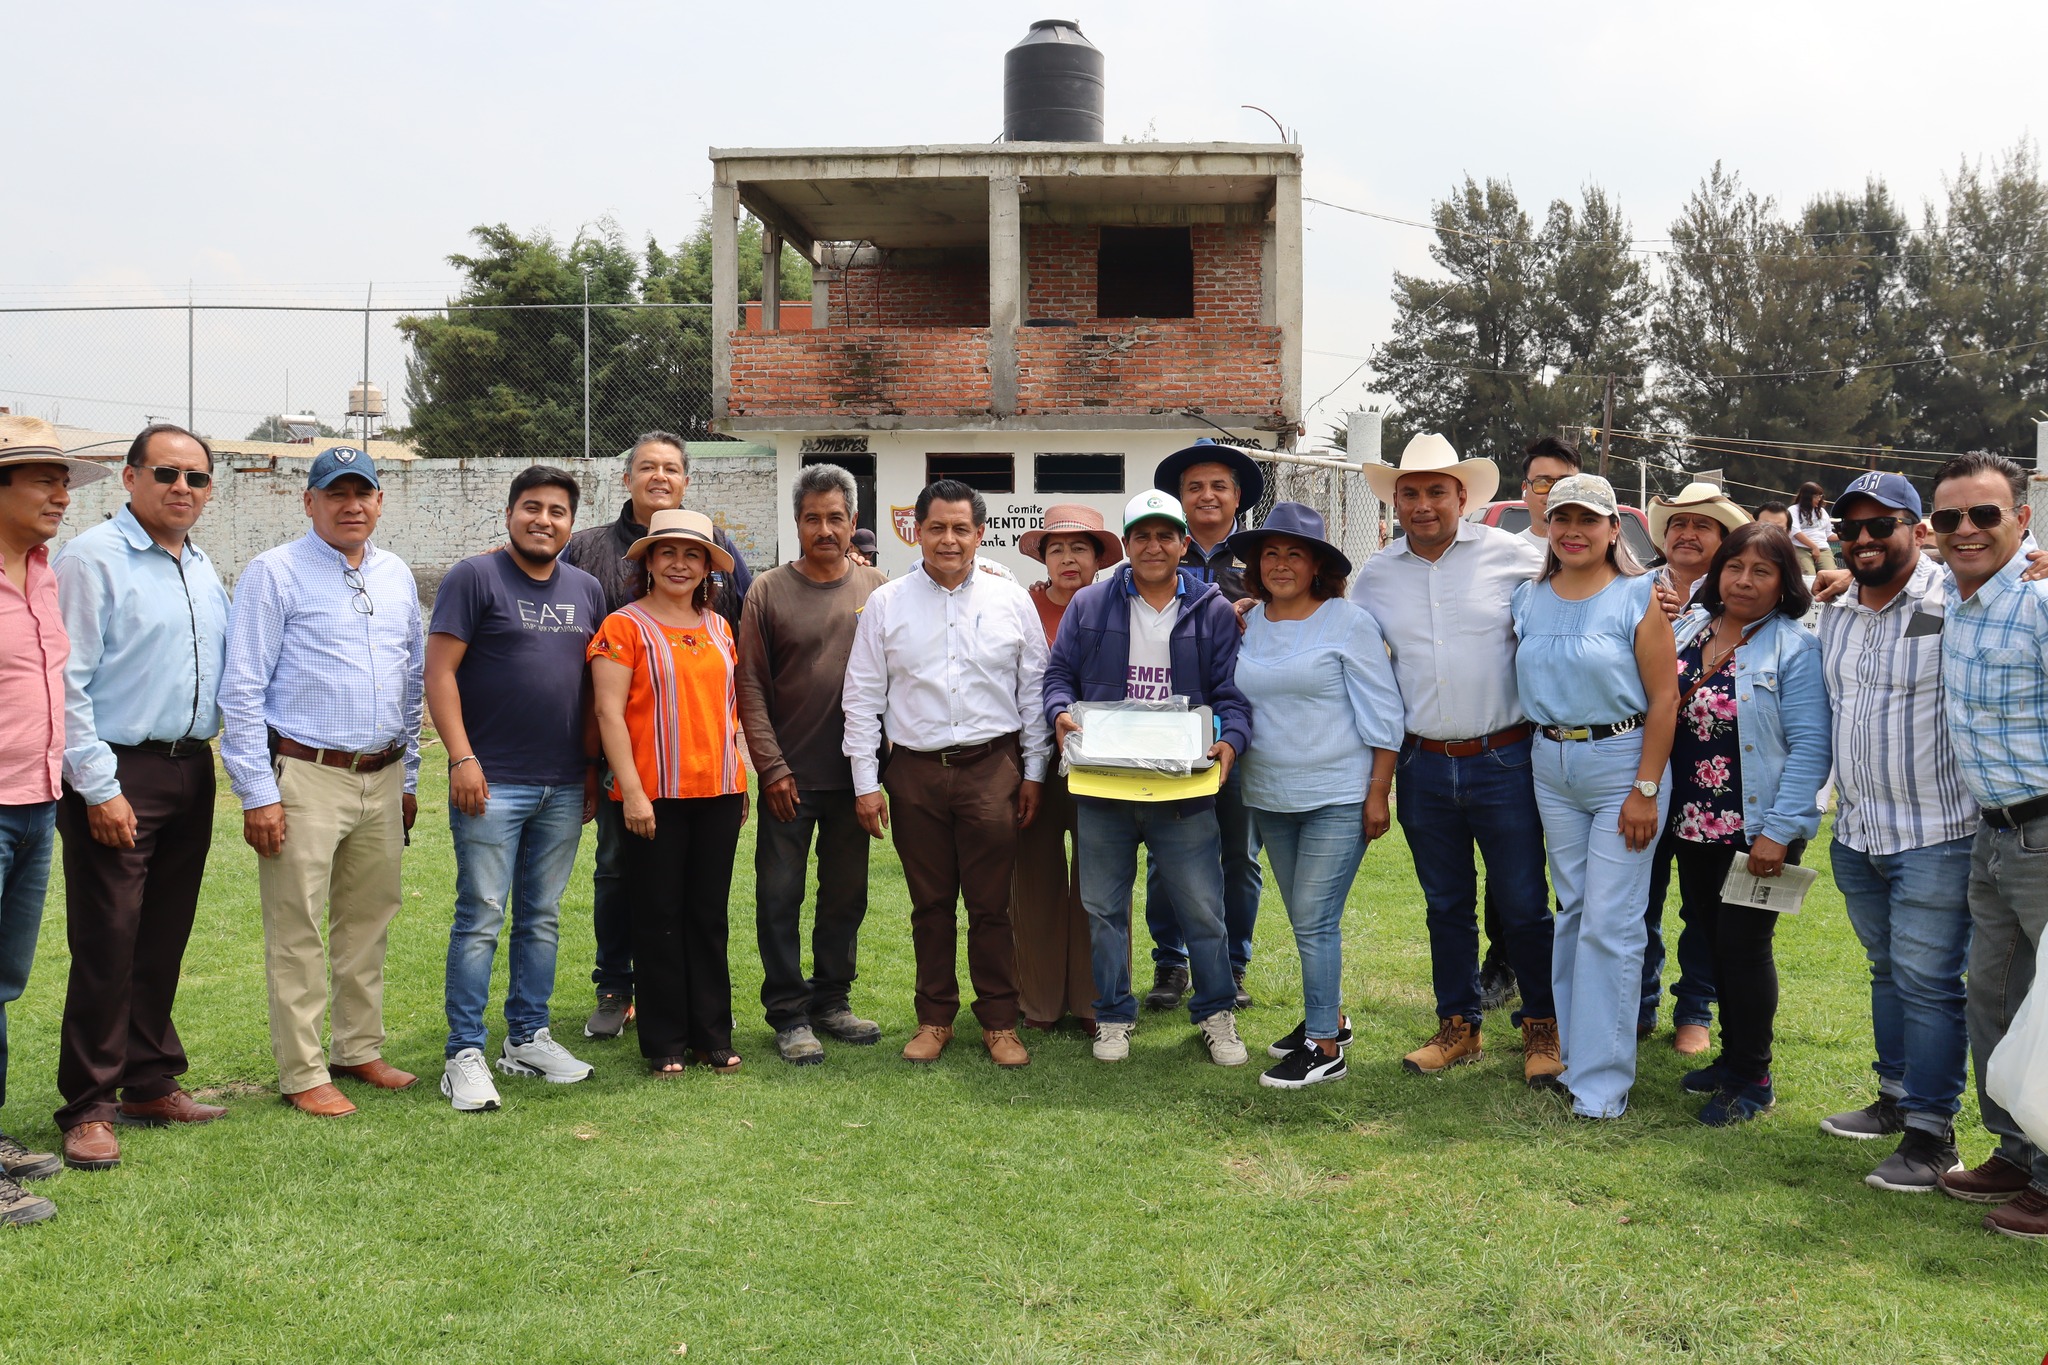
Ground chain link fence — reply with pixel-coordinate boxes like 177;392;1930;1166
1249;451;1387;574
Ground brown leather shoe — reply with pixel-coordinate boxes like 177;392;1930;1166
901;1023;953;1063
984;1028;1030;1068
1939;1152;2032;1204
1674;1023;1711;1056
282;1082;357;1118
1984;1185;2048;1240
1521;1017;1564;1089
331;1058;418;1090
61;1121;120;1172
117;1090;227;1127
1402;1016;1482;1074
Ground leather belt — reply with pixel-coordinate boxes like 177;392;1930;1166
273;734;405;774
1540;713;1648;743
117;738;211;759
894;734;1015;768
1407;723;1533;758
1981;794;2048;832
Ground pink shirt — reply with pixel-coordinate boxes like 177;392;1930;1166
0;543;67;804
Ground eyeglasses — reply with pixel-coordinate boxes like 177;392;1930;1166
144;466;212;489
1928;503;2018;535
342;566;375;615
1525;475;1562;494
1835;514;1904;542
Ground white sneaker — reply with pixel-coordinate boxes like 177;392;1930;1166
497;1027;594;1084
1093;1020;1135;1062
1198;1011;1250;1067
441;1048;502;1112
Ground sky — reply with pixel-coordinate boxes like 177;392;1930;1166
4;0;2042;442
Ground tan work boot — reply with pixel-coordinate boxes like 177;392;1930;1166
901;1023;953;1063
1402;1016;1482;1074
1521;1017;1564;1089
1674;1022;1711;1056
983;1029;1030;1068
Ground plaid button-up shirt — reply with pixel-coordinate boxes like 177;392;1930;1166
1940;544;2048;811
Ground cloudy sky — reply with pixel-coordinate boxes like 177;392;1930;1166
5;0;2040;439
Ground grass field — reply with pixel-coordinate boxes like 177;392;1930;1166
0;754;2041;1364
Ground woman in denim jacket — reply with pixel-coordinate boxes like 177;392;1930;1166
1666;522;1832;1126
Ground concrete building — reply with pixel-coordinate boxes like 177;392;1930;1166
707;140;1304;575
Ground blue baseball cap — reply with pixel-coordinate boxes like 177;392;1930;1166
306;446;380;491
1832;471;1920;520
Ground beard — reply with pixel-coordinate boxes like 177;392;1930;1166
1847;541;1913;588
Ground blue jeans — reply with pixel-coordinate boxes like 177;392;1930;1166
1393;737;1554;1026
1145;768;1260;972
445;784;587;1056
0;801;56;1111
1640;829;1717;1032
1077;801;1234;1025
1532;735;1669;1120
1255;803;1365;1040
1831;837;1973;1132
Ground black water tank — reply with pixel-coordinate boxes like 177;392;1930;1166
1003;20;1104;143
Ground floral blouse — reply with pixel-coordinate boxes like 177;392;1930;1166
1670;635;1745;845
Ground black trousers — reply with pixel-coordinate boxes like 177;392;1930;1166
54;746;214;1130
1672;836;1808;1083
754;788;868;1031
621;794;745;1059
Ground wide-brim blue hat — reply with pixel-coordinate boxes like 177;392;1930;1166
1153;439;1266;511
1227;500;1351;579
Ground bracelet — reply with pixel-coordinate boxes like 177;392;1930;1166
449;755;480;773
1369;777;1393;788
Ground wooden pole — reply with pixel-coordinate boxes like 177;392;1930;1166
1599;374;1615;478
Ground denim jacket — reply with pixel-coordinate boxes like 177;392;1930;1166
1672;607;1832;845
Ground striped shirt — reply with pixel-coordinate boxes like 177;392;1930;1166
588;604;747;801
1939;546;2048;811
1815;555;1976;854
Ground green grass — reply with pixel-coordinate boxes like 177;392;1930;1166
1;756;2041;1364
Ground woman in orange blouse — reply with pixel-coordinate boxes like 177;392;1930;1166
589;509;750;1076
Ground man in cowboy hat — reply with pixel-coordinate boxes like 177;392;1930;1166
218;446;424;1118
1639;480;1750;1054
1351;433;1562;1085
0;415;111;1224
1142;439;1269;1011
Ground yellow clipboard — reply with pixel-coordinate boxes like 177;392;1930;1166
1066;763;1223;803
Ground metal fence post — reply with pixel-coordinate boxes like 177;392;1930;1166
582;268;591;461
186;286;194;432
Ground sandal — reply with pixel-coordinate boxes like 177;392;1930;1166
694;1049;742;1075
648;1056;687;1077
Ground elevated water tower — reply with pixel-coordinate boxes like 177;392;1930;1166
347;382;386;444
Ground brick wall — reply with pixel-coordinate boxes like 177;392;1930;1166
1015;324;1284;419
728;328;992;417
829;259;989;327
1025;223;1264;324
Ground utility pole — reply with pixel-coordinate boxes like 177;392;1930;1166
362;283;373;447
1599;374;1615;479
582;267;592;461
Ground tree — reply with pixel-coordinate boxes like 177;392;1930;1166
244;414;343;442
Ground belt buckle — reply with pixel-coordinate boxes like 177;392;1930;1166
347;750;365;773
1558;725;1591;741
1611;715;1642;735
938;749;954;768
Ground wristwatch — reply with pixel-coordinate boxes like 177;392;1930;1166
1633;779;1660;798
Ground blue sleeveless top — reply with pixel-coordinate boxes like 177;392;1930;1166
1511;572;1656;727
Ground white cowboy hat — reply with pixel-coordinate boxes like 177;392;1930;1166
1648;481;1751;546
1362;433;1500;508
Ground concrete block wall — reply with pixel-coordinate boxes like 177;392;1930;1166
55;454;780;599
727;329;992;417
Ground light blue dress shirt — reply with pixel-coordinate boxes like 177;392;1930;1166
1234;598;1406;812
219;531;425;809
1511;572;1658;727
1940;546;2048;811
53;505;232;806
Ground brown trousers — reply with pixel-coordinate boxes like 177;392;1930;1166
54;746;214;1131
1011;770;1094;1024
883;736;1022;1030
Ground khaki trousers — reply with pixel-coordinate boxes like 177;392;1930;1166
257;755;405;1094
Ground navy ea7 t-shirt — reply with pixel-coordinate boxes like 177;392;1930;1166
429;551;608;786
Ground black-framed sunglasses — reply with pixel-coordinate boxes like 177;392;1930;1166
342;566;374;615
144;466;212;489
1929;503;2018;535
1836;514;1905;542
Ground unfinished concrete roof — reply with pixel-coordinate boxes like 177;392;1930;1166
712;142;1301;252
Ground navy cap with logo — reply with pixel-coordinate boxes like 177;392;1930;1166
1832;471;1921;520
306;446;381;491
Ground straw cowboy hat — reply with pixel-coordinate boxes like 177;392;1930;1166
1648;481;1751;546
1017;503;1124;566
626;508;734;573
1361;432;1500;508
0;415;113;486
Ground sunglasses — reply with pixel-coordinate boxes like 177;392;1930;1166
1835;514;1905;542
1928;503;2017;535
143;466;212;489
1526;475;1562;494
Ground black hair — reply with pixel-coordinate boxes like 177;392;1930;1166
1242;536;1347;603
1794;481;1829;513
1698;522;1812;621
1521;435;1581;480
915;478;986;527
1755;499;1791;521
1932;450;2027;505
126;422;215;472
507;464;581;514
1536;508;1646;583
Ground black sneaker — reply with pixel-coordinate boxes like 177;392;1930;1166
0;1130;60;1183
1142;963;1189;1011
1680;1060;1732;1094
1268;1015;1354;1060
1232;968;1252;1011
1821;1094;1904;1141
584;991;632;1039
1866;1126;1963;1194
1478;955;1520;1013
1258;1043;1348;1090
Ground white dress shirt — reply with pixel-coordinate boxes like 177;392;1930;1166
1350;520;1544;741
842;561;1050;795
